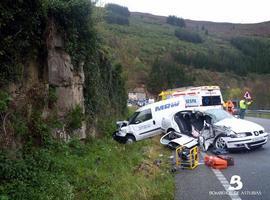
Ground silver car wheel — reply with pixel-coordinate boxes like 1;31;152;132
126;136;135;144
215;137;226;149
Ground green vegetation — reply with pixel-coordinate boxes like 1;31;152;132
0;130;174;200
66;105;84;132
174;28;203;43
0;91;10;113
99;10;270;108
43;0;97;68
0;0;97;84
0;0;128;141
0;0;45;84
0;0;127;120
0;2;176;199
48;86;57;108
231;37;270;74
148;58;194;94
171;36;270;76
105;3;130;25
167;15;185;27
171;45;248;75
84;53;127;120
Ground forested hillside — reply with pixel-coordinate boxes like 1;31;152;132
99;6;270;109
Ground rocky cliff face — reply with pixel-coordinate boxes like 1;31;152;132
5;20;87;143
46;20;86;139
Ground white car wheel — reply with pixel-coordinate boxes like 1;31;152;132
214;136;227;150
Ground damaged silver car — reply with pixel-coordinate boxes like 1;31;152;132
160;109;268;150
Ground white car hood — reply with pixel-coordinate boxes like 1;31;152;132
215;118;264;133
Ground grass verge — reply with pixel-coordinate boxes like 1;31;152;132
0;136;174;200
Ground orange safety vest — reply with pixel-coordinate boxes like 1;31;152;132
226;101;234;114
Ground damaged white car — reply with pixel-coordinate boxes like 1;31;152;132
160;108;268;150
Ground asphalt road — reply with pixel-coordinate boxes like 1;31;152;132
175;117;270;200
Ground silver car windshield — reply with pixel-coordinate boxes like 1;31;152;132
205;109;233;123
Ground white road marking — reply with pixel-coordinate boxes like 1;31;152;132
201;152;242;200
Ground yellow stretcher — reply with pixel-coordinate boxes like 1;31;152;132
175;145;199;170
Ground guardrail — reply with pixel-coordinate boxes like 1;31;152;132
247;110;270;118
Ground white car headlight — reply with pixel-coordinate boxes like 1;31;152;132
228;130;237;138
236;133;247;138
116;128;127;136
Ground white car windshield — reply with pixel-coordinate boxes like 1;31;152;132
128;112;139;124
205;109;233;123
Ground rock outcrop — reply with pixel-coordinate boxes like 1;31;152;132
46;20;86;139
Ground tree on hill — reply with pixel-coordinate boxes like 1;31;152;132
171;48;249;76
174;28;203;43
147;57;194;94
231;37;270;74
167;15;185;27
105;3;130;25
105;3;130;17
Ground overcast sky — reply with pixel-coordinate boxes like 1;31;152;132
98;0;270;23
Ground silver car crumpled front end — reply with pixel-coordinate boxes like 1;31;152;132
220;128;269;149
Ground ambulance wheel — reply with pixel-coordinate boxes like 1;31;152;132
214;135;227;150
126;135;135;144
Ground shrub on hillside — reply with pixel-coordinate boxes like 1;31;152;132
171;49;249;76
231;37;270;74
66;105;84;132
105;3;130;25
147;58;194;94
167;15;185;27
174;28;202;43
105;3;130;17
84;52;127;119
105;13;129;25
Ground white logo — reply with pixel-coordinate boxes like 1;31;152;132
228;175;243;191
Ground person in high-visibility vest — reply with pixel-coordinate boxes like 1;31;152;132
239;98;252;119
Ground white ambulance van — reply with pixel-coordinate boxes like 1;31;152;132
113;97;186;143
161;86;224;109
